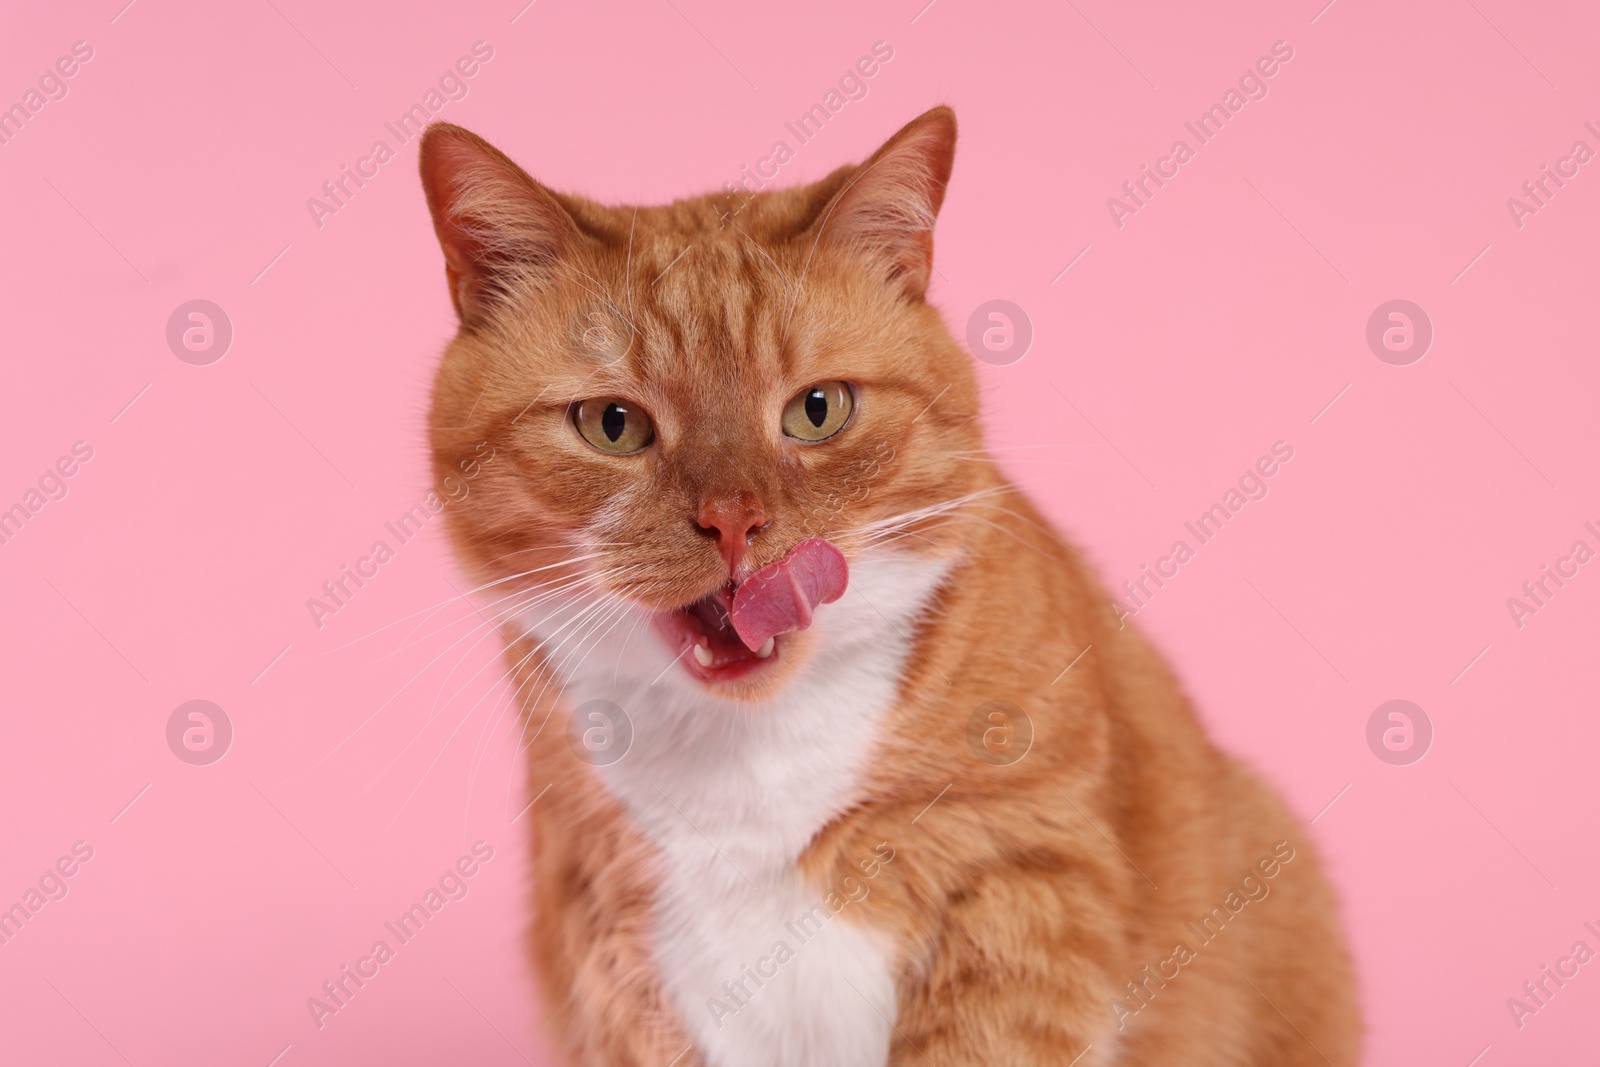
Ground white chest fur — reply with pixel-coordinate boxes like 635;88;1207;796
517;551;948;1067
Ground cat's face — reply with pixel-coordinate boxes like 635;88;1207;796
422;108;983;700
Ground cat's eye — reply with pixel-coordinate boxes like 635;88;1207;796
573;397;654;454
781;381;854;442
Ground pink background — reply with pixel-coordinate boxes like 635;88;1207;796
2;0;1597;1063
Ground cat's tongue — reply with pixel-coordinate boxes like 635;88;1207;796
729;538;848;652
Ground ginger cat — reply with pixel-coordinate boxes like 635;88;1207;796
418;107;1360;1066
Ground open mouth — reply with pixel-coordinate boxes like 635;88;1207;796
652;537;850;685
656;584;779;683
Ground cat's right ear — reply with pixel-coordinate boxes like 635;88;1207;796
418;123;579;323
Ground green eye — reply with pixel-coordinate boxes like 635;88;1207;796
782;381;854;442
574;397;654;454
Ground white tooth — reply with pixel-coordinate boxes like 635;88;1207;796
693;643;715;667
754;637;775;659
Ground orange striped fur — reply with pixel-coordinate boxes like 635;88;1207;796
418;107;1359;1066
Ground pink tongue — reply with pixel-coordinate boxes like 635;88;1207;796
729;538;849;651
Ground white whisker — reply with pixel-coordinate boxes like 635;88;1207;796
353;587;612;800
316;549;613;656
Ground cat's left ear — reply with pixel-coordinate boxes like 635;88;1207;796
815;106;956;300
418;122;582;323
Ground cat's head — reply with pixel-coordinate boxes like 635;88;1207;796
420;107;988;702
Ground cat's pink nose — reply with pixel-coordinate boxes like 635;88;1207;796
695;492;768;573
